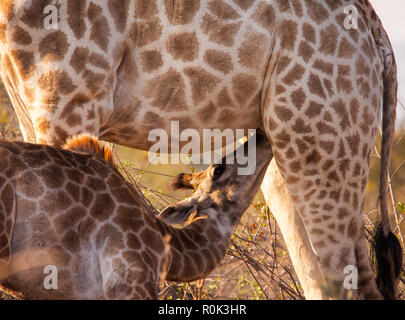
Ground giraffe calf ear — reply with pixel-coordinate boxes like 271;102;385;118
169;173;195;190
158;204;206;228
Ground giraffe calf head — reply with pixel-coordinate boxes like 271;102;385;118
159;131;273;228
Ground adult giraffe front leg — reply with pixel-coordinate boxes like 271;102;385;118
0;1;130;146
261;159;327;299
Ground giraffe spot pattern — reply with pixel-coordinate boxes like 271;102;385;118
204;17;242;48
38;70;77;96
143;68;188;111
70;47;90;73
90;192;116;221
232;0;254;10
330;99;349;131
88;2;111;52
140;50;163;73
39;31;69;62
163;0;200;25
304;0;329;25
39;190;72;215
67;0;87;40
134;0;158;18
298;41;314;63
319;24;339;56
198;101;217;123
108;0;129;33
40;164;66;189
130;18;162;48
184;67;220;104
208;0;240;20
16;171;43;197
204;49;233;74
20;0;52;29
274;105;293;122
308;73;326;99
61;230;80;252
290;88;306;110
59;94;90;129
83;70;106;95
166;32;199;62
282;64;306;85
312;59;334;75
37;119;51;135
304;101;323;118
302;23;316;44
238;31;267;69
126;233;142;250
338;37;356;59
231;73;258;104
65;183;80;202
142;112;164;130
12;26;32;45
278;20;298;51
10;50;35;81
251;2;275;32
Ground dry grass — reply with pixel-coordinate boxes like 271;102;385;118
0;285;23;300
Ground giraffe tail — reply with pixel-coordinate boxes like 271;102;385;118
372;35;403;300
372;223;402;300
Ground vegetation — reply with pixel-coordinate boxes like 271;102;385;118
0;81;404;300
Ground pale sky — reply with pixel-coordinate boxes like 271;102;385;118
369;0;405;44
369;0;405;122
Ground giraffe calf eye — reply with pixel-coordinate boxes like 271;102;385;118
213;165;226;179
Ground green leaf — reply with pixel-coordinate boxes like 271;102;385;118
398;202;405;214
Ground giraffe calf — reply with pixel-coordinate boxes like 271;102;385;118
0;133;272;299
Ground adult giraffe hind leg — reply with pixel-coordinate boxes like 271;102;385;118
260;2;390;299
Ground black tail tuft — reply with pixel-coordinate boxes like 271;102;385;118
371;222;402;299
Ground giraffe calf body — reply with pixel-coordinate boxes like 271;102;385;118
0;133;272;299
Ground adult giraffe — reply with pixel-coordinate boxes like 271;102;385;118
0;0;401;299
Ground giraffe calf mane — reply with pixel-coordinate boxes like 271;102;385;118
62;134;114;164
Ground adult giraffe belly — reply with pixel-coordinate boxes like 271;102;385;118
101;69;264;151
100;34;269;151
